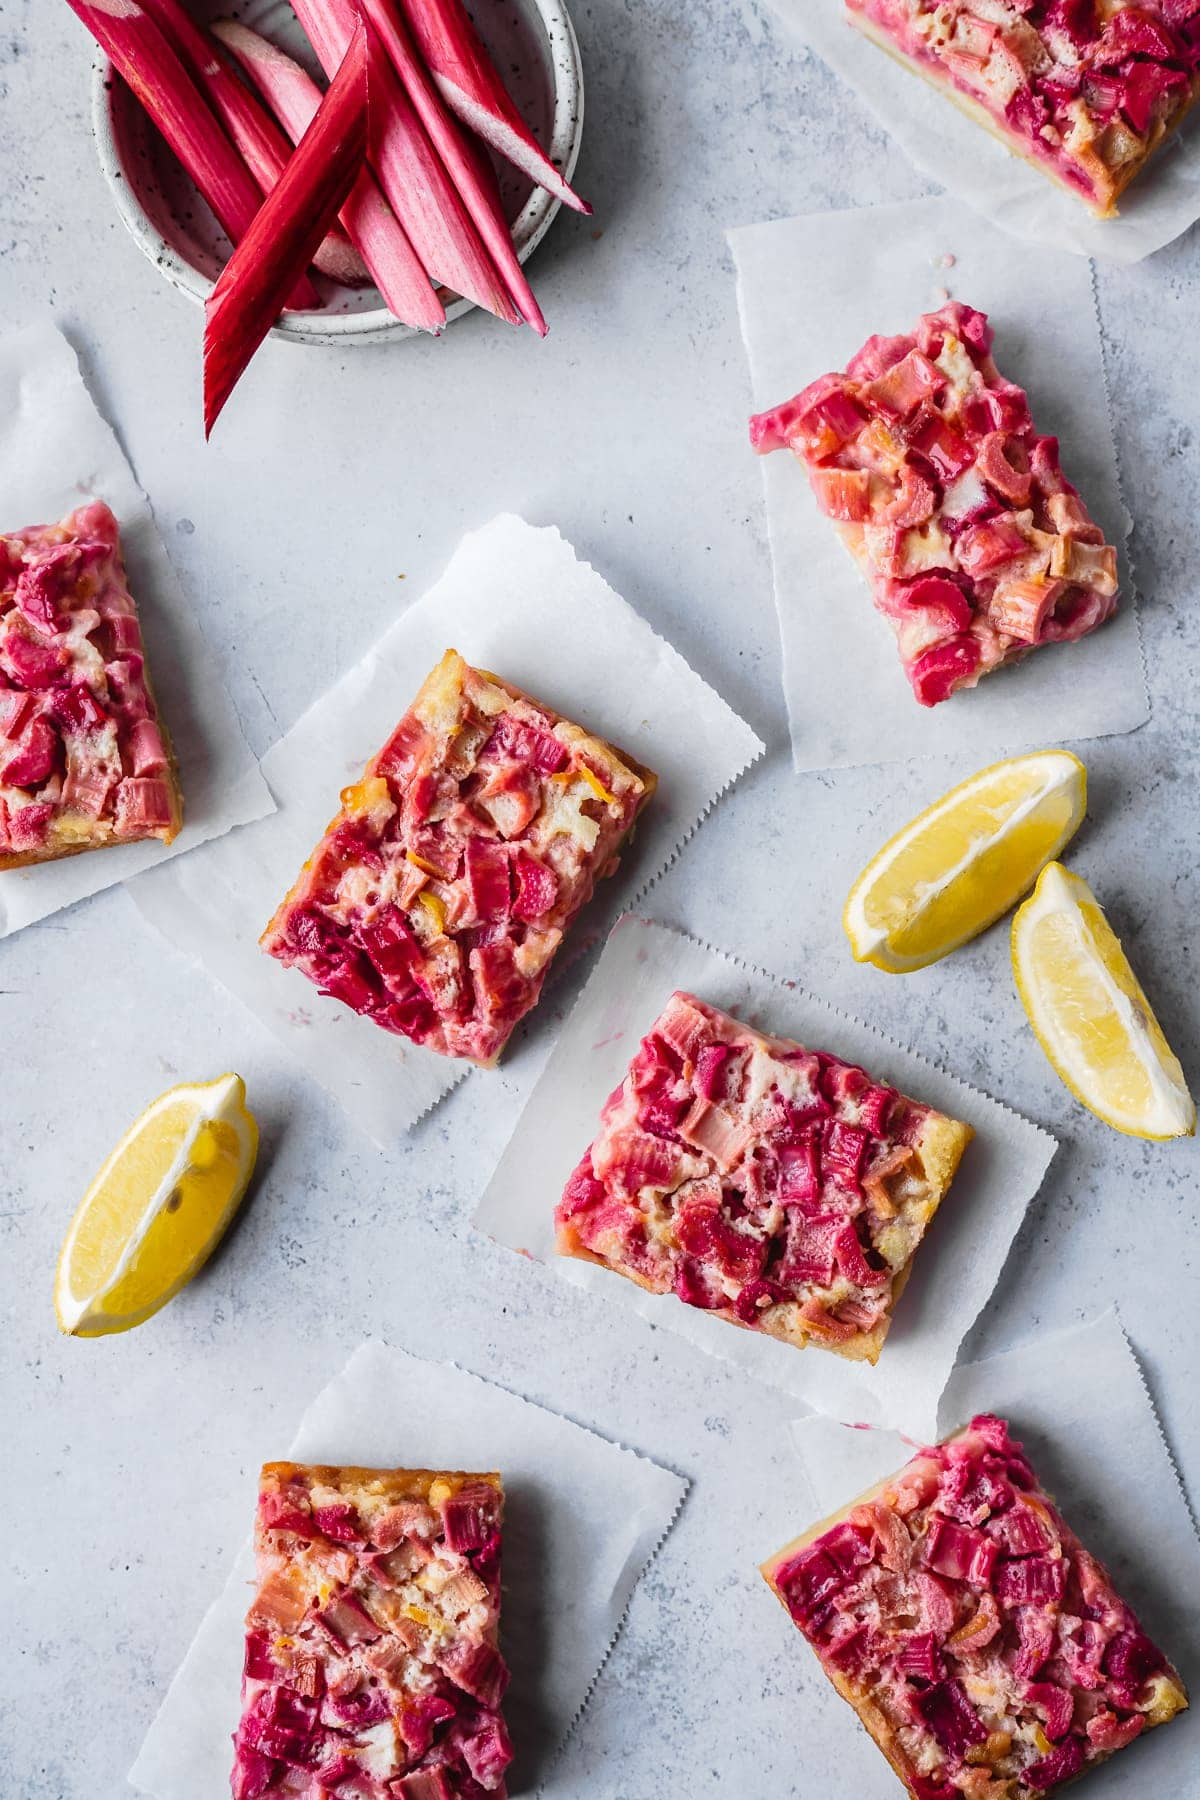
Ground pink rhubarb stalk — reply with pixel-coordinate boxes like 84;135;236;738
211;19;443;330
399;0;590;214
358;0;545;335
203;22;370;434
62;0;317;303
138;0;365;287
289;0;521;325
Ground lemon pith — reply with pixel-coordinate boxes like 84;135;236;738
844;750;1087;973
1012;863;1195;1140
55;1073;259;1337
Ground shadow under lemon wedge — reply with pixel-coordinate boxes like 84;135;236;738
844;750;1088;974
1013;863;1195;1140
55;1073;259;1337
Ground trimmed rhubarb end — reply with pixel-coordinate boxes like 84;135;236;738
211;18;444;330
203;23;371;433
63;0;320;301
289;0;522;327
139;0;365;290
401;0;592;214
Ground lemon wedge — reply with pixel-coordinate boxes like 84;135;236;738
55;1073;259;1336
844;750;1087;973
1013;863;1195;1139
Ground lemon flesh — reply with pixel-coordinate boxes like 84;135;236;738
55;1073;259;1336
844;750;1087;973
1013;863;1195;1140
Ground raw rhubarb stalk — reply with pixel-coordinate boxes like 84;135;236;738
211;19;443;330
62;0;314;302
203;22;370;434
359;0;545;335
137;0;366;287
289;0;521;325
400;0;590;214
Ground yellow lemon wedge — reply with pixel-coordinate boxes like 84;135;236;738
55;1073;259;1337
844;750;1087;973
1012;863;1195;1139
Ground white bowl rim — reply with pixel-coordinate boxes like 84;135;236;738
89;0;584;346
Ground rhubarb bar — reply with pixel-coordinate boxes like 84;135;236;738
232;1462;513;1800
262;649;655;1064
555;991;972;1363
762;1414;1188;1798
846;1;1200;216
0;500;181;868
750;301;1119;707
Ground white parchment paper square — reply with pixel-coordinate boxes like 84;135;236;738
475;916;1057;1440
769;0;1200;263
786;1310;1200;1797
129;1339;688;1800
0;320;274;935
730;196;1145;773
130;515;763;1145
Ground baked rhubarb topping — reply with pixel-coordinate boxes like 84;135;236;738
846;0;1200;214
750;301;1118;707
762;1416;1188;1797
232;1463;513;1800
555;992;972;1363
262;649;656;1066
0;501;181;868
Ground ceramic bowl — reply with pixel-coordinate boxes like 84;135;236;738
89;0;584;345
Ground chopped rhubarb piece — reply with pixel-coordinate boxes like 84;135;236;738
555;991;972;1364
211;20;441;326
763;1414;1188;1796
262;650;655;1066
233;1463;512;1798
441;1479;501;1552
913;1679;988;1757
401;0;592;214
844;0;1200;215
203;24;370;433
0;502;180;868
289;0;521;327
751;301;1119;705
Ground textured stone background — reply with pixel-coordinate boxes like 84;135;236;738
2;1;1198;1795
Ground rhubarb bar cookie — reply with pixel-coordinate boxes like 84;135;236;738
750;301;1118;706
762;1414;1188;1797
232;1462;513;1800
262;649;655;1065
555;991;972;1362
0;500;181;868
846;1;1200;216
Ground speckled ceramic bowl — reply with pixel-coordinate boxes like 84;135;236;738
90;0;584;345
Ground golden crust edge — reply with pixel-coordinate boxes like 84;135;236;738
261;1462;504;1504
